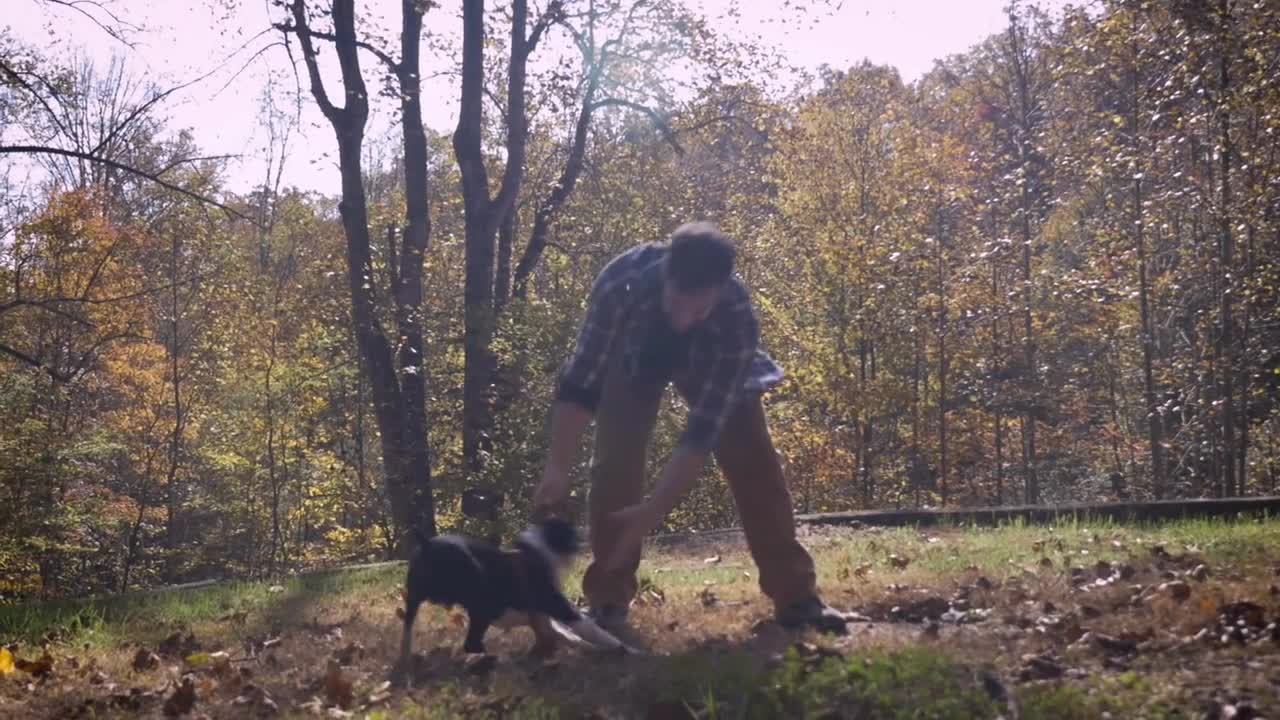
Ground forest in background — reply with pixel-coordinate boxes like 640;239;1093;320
1;0;1277;600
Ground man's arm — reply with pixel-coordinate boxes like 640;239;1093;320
533;254;631;512
533;400;594;511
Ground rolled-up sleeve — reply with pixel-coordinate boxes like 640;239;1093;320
679;293;758;451
555;255;631;413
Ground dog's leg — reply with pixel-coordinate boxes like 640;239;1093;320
393;594;423;685
463;610;492;654
527;612;559;658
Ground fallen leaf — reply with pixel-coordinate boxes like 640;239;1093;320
887;554;911;570
1219;602;1266;629
268;585;285;593
159;631;199;658
1159;580;1192;602
365;680;392;708
334;642;364;666
853;562;874;578
0;647;14;676
132;649;161;672
323;660;354;709
1018;653;1064;681
464;653;497;676
162;676;197;717
233;684;279;714
699;588;719;608
1093;633;1139;655
184;652;213;668
703;555;721;564
1190;564;1211;581
15;653;54;678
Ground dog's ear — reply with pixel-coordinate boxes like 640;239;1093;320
538;517;579;558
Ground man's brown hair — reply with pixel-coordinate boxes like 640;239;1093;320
664;221;736;292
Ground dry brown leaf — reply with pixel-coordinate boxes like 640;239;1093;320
854;562;874;578
162;676;197;717
132;648;161;672
323;660;354;709
159;631;199;659
334;642;364;666
464;653;497;676
1159;580;1192;602
887;554;911;570
15;652;54;678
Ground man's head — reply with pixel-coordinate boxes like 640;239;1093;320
661;222;736;333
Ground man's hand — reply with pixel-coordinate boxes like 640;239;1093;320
533;463;572;513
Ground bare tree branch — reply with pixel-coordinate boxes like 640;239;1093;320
42;0;141;48
278;4;338;121
274;22;401;73
590;97;684;154
0;59;73;140
0;341;72;382
0;146;256;223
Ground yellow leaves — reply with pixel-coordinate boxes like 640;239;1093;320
0;647;15;676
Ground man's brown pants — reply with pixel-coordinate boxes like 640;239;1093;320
580;359;817;611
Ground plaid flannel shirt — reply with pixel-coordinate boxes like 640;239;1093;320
556;243;784;451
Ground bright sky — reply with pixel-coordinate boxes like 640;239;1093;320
6;0;1069;197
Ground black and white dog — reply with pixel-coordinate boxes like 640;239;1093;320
397;517;633;668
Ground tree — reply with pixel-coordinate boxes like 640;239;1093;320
277;0;437;545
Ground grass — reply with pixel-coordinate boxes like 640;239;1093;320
2;516;1278;718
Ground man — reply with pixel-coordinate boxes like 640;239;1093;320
532;222;852;634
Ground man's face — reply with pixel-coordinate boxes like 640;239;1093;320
661;281;722;334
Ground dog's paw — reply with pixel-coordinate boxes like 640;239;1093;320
388;660;413;689
528;645;557;661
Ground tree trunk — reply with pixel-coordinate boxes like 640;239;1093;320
395;0;436;536
937;227;949;506
991;257;1003;505
283;0;437;547
1131;31;1166;499
165;226;184;578
1216;7;1237;497
455;0;530;473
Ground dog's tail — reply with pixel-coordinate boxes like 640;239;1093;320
403;523;438;555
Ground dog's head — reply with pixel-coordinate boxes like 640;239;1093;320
517;517;580;578
536;517;579;558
